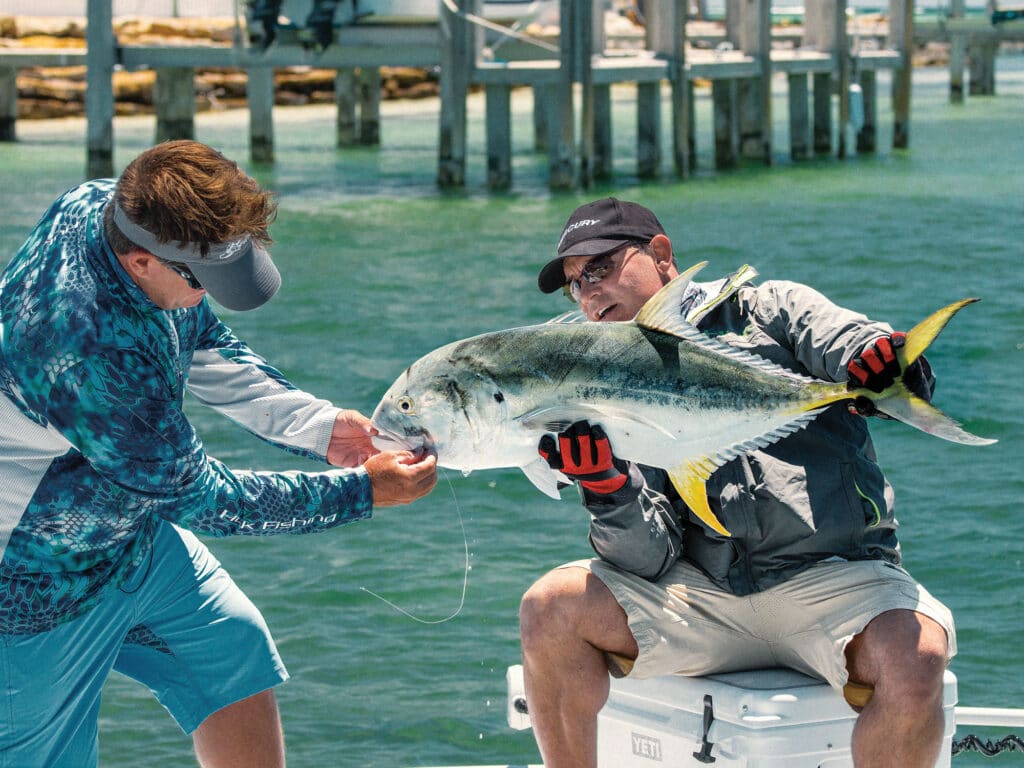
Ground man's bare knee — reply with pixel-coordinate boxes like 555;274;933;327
520;566;636;662
520;568;588;649
849;610;948;710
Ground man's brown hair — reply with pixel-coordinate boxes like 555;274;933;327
104;140;277;256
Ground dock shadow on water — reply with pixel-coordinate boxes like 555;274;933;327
2;58;1022;767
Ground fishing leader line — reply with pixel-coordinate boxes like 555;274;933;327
359;469;470;624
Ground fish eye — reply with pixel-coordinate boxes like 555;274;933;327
398;396;415;413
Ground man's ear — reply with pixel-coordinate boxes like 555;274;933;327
118;249;157;281
648;234;675;276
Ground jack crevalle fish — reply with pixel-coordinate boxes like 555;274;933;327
371;262;996;536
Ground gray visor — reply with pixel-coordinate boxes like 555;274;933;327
113;202;281;311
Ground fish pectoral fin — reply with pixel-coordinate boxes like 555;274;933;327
515;405;596;434
517;404;675;440
668;458;732;537
521;456;566;500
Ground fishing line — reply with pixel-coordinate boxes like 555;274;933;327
360;469;470;624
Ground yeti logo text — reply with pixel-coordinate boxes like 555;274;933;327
631;732;662;761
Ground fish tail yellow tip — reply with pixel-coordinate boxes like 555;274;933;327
900;297;980;368
669;464;732;538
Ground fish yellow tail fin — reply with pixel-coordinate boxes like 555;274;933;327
668;460;732;537
898;297;979;368
866;298;997;446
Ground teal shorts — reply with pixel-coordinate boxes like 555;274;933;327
0;522;288;768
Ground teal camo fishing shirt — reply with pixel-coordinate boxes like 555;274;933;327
0;180;372;635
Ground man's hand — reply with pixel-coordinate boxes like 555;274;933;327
364;451;437;507
848;333;906;393
327;410;378;467
847;333;934;417
538;420;629;496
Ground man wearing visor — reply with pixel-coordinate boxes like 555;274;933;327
0;140;436;766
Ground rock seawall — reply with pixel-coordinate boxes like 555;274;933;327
1;15;440;119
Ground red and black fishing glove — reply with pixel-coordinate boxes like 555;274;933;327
848;333;906;393
847;332;934;416
538;421;629;496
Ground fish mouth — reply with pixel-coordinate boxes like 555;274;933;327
370;425;428;455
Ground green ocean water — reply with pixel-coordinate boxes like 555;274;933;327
1;59;1022;767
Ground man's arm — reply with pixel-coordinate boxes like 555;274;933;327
584;466;685;581
47;349;376;536
746;280;895;382
187;305;342;463
538;421;684;581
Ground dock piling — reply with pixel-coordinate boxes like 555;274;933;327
890;0;913;148
335;68;358;145
154;68;196;143
788;72;810;160
0;67;16;142
856;69;877;153
247;65;275;163
485;82;512;189
358;67;382;145
438;0;478;188
4;0;1018;189
85;0;115;179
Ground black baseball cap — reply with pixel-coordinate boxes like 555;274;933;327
538;197;666;294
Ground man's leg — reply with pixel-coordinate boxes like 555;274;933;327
846;609;948;768
519;566;638;768
116;525;289;761
193;689;285;768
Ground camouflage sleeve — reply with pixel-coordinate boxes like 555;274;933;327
584;464;684;581
45;349;372;536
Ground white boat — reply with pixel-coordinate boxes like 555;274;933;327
265;0;554;29
243;0;557;52
0;0;547;24
415;664;1024;767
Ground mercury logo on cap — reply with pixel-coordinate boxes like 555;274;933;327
558;218;602;250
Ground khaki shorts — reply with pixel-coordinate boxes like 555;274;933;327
569;557;956;692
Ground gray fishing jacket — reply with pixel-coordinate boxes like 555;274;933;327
583;272;904;596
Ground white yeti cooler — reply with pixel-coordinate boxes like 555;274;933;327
507;665;957;767
596;667;957;768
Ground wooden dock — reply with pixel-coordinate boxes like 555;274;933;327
0;0;1020;189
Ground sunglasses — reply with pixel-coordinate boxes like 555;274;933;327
161;260;202;290
565;245;641;302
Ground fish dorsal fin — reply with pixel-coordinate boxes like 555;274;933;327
685;264;759;325
668;410;822;537
546;309;587;325
633;265;818;386
633;261;709;333
899;297;979;368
